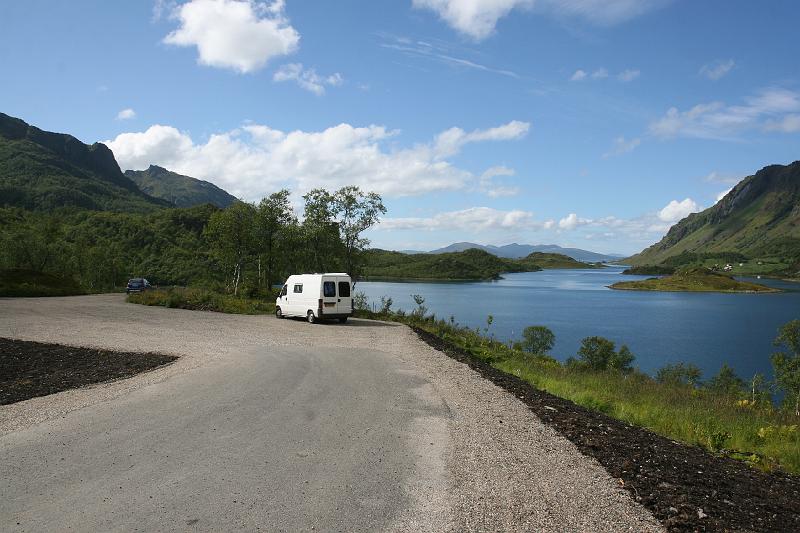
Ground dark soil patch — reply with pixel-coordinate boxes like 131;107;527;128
411;326;800;533
0;337;177;405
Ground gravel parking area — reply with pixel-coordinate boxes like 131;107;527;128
0;294;662;531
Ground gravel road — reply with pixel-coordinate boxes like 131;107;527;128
0;294;662;532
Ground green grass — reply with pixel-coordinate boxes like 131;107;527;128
610;269;781;293
127;287;275;315
356;309;800;474
0;268;85;296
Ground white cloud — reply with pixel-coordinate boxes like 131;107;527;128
381;38;520;78
700;59;735;80
479;165;519;197
273;63;343;95
703;171;741;184
105;120;528;201
570;69;587;81
715;188;732;202
603;136;640;158
617;69;640;82
764;114;800;133
413;0;667;40
432;120;530;159
163;0;299;73
649;87;800;140
558;213;591;230
116;108;136;120
379;207;541;231
658;198;701;222
591;67;609;79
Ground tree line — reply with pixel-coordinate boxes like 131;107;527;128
0;186;385;294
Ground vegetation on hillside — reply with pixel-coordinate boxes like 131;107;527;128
610;267;780;293
627;161;800;280
353;296;800;473
0;112;170;213
362;248;541;280
125;165;238;208
519;252;599;269
622;265;676;275
127;287;275;315
0;269;85;297
0;186;385;295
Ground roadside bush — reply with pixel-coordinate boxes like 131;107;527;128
705;363;746;397
772;319;800;416
575;336;635;373
514;325;555;356
656;362;703;387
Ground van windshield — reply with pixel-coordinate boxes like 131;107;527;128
338;281;351;297
323;281;336;297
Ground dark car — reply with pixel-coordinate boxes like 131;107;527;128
126;278;152;293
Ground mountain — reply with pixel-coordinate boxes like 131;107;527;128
125;165;238;208
628;161;800;268
427;242;621;262
0;112;171;212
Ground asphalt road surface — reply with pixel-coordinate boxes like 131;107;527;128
0;295;662;532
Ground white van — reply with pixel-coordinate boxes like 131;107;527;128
275;273;353;323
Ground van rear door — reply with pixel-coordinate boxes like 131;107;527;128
335;276;352;315
321;278;338;316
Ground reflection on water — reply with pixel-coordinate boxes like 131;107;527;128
357;267;800;379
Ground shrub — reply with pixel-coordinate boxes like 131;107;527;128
516;326;555;356
656;362;702;386
575;336;635;372
772;319;800;416
705;363;746;397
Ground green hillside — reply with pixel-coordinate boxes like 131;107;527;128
518;252;598;269
362;248;542;280
0;112;170;212
628;161;800;278
125;165;237;208
610;267;780;293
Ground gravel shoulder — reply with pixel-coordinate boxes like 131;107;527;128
0;294;662;531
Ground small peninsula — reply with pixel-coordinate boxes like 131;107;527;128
609;268;781;293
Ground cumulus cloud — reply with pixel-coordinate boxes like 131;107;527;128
602;136;640;158
432;120;530;159
649;87;800;140
700;59;735;80
105;120;529;201
558;212;591;230
617;69;640;82
116;108;136;120
479;165;519;197
413;0;667;40
658;198;701;222
273;63;343;95
570;69;587;81
163;0;299;73
378;207;541;231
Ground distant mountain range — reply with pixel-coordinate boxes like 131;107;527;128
628;161;800;268
125;165;237;208
422;242;623;263
0;112;170;212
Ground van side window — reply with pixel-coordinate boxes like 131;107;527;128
280;285;287;297
338;281;351;297
293;284;303;293
323;281;336;297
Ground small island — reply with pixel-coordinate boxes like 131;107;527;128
609;268;781;293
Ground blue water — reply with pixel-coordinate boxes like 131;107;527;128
356;266;800;379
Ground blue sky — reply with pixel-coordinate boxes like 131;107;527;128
1;0;798;254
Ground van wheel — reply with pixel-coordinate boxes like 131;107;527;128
275;307;283;319
338;317;347;324
307;311;316;324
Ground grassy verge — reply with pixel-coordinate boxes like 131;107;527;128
356;309;800;474
0;269;86;297
127;287;275;315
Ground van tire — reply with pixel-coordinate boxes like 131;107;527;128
275;307;283;319
307;311;316;324
338;317;347;324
